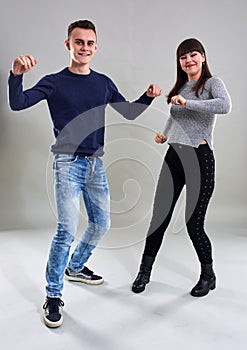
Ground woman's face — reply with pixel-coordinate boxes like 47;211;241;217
179;51;205;81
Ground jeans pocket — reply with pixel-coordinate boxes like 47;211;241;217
53;154;78;171
54;154;78;163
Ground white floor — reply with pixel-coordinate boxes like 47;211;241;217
1;223;247;350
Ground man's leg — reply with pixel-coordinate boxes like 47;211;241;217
43;154;81;328
45;154;81;297
66;157;110;283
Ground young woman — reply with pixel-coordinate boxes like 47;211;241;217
132;38;231;297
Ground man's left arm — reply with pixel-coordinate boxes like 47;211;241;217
110;82;163;120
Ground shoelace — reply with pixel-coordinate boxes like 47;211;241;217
136;267;151;283
43;298;64;314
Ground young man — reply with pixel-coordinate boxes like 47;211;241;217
8;19;162;328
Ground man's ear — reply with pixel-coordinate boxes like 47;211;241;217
65;40;70;51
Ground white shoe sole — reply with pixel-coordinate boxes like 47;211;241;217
64;274;104;285
43;314;63;328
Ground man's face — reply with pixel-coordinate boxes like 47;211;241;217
65;28;97;66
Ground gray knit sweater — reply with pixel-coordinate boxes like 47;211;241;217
163;76;232;149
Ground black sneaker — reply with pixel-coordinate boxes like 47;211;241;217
65;266;104;285
43;297;64;328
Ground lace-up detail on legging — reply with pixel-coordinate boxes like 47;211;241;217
186;148;215;264
143;144;215;265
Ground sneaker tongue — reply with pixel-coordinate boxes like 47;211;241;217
49;299;60;313
83;266;93;276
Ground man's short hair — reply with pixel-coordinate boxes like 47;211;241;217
67;20;96;38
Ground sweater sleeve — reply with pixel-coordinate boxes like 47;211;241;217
108;78;154;120
185;76;232;115
8;72;55;111
162;116;173;136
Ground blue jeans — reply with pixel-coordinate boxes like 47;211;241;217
45;154;111;298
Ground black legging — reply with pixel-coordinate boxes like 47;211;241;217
143;143;215;264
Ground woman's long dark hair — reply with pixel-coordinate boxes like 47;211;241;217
167;38;212;104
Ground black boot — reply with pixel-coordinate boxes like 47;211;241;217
190;263;216;297
132;255;155;293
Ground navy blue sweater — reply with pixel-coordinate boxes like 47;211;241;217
8;68;153;156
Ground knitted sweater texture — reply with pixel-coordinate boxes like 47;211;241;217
163;76;231;149
8;68;153;156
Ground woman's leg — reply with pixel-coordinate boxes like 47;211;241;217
132;146;185;293
185;144;216;296
185;144;215;264
143;146;186;257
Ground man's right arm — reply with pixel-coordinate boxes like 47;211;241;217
8;55;53;111
8;72;43;110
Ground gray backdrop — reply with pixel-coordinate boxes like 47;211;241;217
0;0;246;242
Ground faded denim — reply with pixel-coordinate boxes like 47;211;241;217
45;154;110;297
